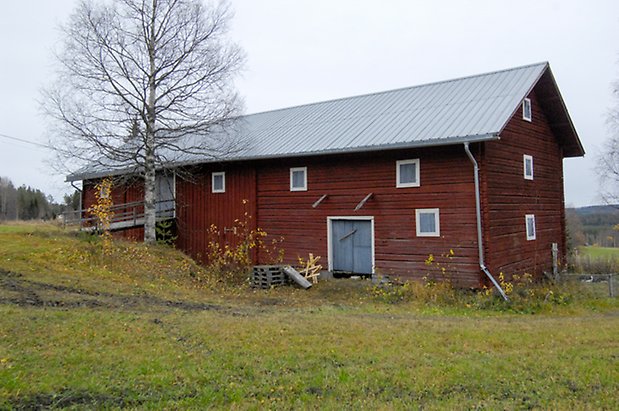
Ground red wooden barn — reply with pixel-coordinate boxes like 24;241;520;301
69;62;584;288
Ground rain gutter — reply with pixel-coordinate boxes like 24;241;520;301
463;142;509;301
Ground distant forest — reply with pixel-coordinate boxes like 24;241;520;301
0;176;79;221
567;205;619;249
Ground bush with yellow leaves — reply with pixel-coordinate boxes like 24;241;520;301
369;250;580;312
205;200;284;285
477;272;576;312
423;248;457;284
370;249;460;304
88;177;114;255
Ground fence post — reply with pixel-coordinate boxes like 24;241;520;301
610;274;616;298
551;243;558;281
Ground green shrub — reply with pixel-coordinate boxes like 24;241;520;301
156;219;177;245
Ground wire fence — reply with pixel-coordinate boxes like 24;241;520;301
558;273;616;298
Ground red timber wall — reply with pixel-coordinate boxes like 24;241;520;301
175;165;257;264
255;147;482;287
482;87;566;280
82;178;145;241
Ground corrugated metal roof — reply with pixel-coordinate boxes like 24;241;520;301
68;62;560;181
230;62;547;158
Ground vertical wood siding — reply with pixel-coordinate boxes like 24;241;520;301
175;165;257;264
82;177;145;241
483;88;566;280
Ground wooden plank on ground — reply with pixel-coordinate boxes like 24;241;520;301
282;266;312;289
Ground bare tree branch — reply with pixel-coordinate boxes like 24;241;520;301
42;0;246;243
597;78;619;207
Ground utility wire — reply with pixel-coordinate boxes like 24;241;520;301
0;132;53;149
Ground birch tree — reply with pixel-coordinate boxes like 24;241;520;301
598;136;619;205
44;0;245;243
598;81;619;206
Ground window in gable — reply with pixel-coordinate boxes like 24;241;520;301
523;154;534;180
212;172;225;193
525;214;536;241
396;159;420;188
523;98;532;122
416;208;440;237
290;167;307;191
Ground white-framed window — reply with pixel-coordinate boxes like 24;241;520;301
99;185;110;199
416;208;440;237
522;98;532;122
212;171;225;193
525;214;536;241
290;167;307;191
523;154;534;180
396;159;420;188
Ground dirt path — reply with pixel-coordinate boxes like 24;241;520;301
0;268;225;313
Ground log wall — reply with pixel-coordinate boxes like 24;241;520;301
483;87;566;280
254;147;482;287
79;87;570;288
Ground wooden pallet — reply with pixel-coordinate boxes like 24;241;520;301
252;265;288;288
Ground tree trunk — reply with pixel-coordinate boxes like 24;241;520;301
144;0;158;244
143;148;157;244
47;0;243;240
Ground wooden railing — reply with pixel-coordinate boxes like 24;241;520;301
62;199;175;230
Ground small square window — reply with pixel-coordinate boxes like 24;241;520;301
290;167;307;191
523;154;534;180
523;98;532;122
416;208;440;237
212;172;225;193
525;214;536;241
396;159;420;188
99;186;110;199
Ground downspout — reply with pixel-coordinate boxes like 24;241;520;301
463;142;509;301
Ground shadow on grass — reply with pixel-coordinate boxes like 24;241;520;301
0;268;223;313
7;387;199;410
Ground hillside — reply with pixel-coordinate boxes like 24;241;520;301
567;205;619;248
0;223;618;409
570;204;619;216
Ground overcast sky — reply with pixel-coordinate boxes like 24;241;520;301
0;0;617;206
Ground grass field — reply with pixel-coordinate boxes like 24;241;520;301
1;223;618;409
579;245;619;259
572;245;619;275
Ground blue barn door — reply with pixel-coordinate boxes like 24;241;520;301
331;219;372;274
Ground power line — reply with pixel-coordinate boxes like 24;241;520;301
0;133;52;149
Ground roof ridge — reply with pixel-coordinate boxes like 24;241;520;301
242;62;549;118
70;61;584;183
